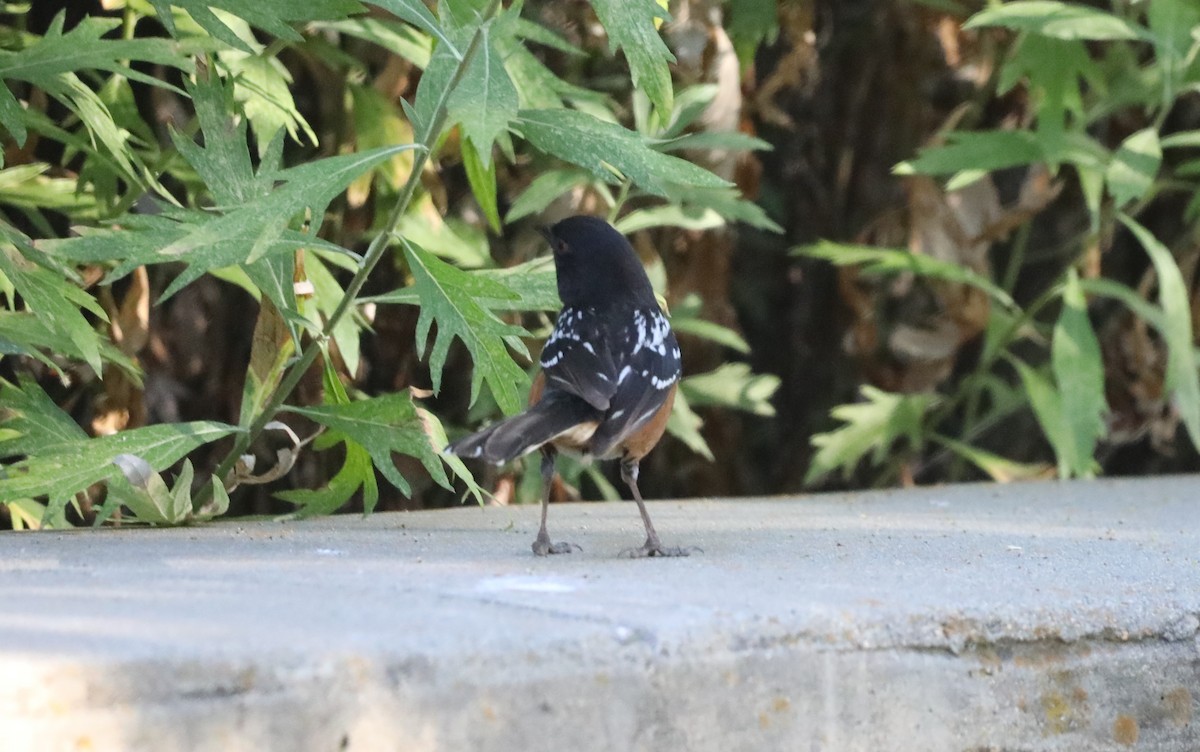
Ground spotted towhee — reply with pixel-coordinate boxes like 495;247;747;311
446;215;689;557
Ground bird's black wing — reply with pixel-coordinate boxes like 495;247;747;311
539;306;620;411
585;306;681;457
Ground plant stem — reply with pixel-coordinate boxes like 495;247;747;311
951;219;1034;479
607;178;633;222
197;0;501;507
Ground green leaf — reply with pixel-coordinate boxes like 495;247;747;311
1050;269;1106;478
1009;356;1081;478
106;455;201;525
681;363;779;416
396;195;492;267
105;454;180;525
370;0;459;57
449;15;518;160
287;392;450;499
897;130;1046;175
303;254;363;378
0;163;99;221
668;185;782;232
0;12;193;182
615;205;725;234
315;18;433;69
412;1;516;157
416;400;484;504
514;18;584;57
665;388;714;461
149;0;364;52
462;138;502;233
726;0;780;62
404;241;531;413
963;1;1148;41
0;376;86;459
478;257;561;311
669;294;751;353
369;255;561;313
349;83;416;192
0;380;237;507
1077;277;1167;333
797;241;1019;311
1105;128;1162;208
660;84;718;138
0;245;107;375
806;386;934;484
0;311;138;379
0;13;193;92
932;434;1051;482
4;499;48;530
506;168;592;222
657;131;774;153
588;0;675;114
1119;214;1200;451
277;437;378;515
517;109;730;199
45;145;415;300
996;35;1101;144
221;49;317;151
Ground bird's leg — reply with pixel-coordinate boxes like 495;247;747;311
532;448;579;556
619;458;691;558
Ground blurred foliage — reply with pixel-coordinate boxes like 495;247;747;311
800;0;1200;486
3;0;1200;530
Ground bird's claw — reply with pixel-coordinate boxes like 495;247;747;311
532;535;581;556
619;539;698;558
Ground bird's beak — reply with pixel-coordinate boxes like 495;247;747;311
537;225;554;245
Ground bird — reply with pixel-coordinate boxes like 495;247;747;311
445;215;690;558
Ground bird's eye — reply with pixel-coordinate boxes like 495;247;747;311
555;239;569;254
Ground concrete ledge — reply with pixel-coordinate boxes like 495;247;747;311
1;477;1198;750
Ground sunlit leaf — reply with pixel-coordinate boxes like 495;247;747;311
1106;128;1161;207
665;388;713;461
0;379;237;507
897;130;1046;175
932;435;1052;482
806;386;934;483
1049;269;1106;477
287;391;450;500
404;241;531;413
681;363;779;416
0;245;108;375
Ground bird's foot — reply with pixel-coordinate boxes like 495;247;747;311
620;538;698;559
532;532;581;556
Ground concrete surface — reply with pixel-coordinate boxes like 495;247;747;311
1;476;1198;751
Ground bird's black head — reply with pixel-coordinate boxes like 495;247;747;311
542;215;656;308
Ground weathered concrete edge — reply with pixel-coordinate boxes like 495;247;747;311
5;627;1198;751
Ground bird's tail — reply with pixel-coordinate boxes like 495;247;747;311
445;391;600;464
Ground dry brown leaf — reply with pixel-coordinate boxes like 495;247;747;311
93;266;150;435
